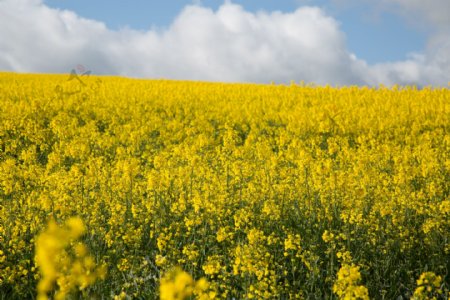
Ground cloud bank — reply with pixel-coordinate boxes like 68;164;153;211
0;0;448;86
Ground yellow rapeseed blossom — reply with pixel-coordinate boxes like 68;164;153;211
160;268;213;300
333;264;369;300
35;217;106;300
1;73;449;298
413;272;443;300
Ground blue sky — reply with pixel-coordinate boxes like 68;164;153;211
1;0;449;85
43;0;427;64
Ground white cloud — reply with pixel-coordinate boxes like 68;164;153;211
336;0;450;86
380;0;450;28
370;36;450;86
0;0;448;86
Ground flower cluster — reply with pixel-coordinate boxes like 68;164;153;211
160;268;213;300
35;217;106;300
333;264;369;300
412;272;443;300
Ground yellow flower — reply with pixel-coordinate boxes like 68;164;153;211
333;264;369;300
160;268;211;300
35;217;105;300
202;255;222;276
322;230;334;243
413;272;443;300
156;255;167;267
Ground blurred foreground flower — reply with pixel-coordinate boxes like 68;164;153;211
35;217;106;300
160;267;215;300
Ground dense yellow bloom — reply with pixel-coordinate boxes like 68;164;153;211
1;73;449;298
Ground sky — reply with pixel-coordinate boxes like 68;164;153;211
0;0;449;86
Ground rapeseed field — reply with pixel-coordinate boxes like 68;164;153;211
0;72;449;299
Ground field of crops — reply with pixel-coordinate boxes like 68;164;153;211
0;72;449;299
